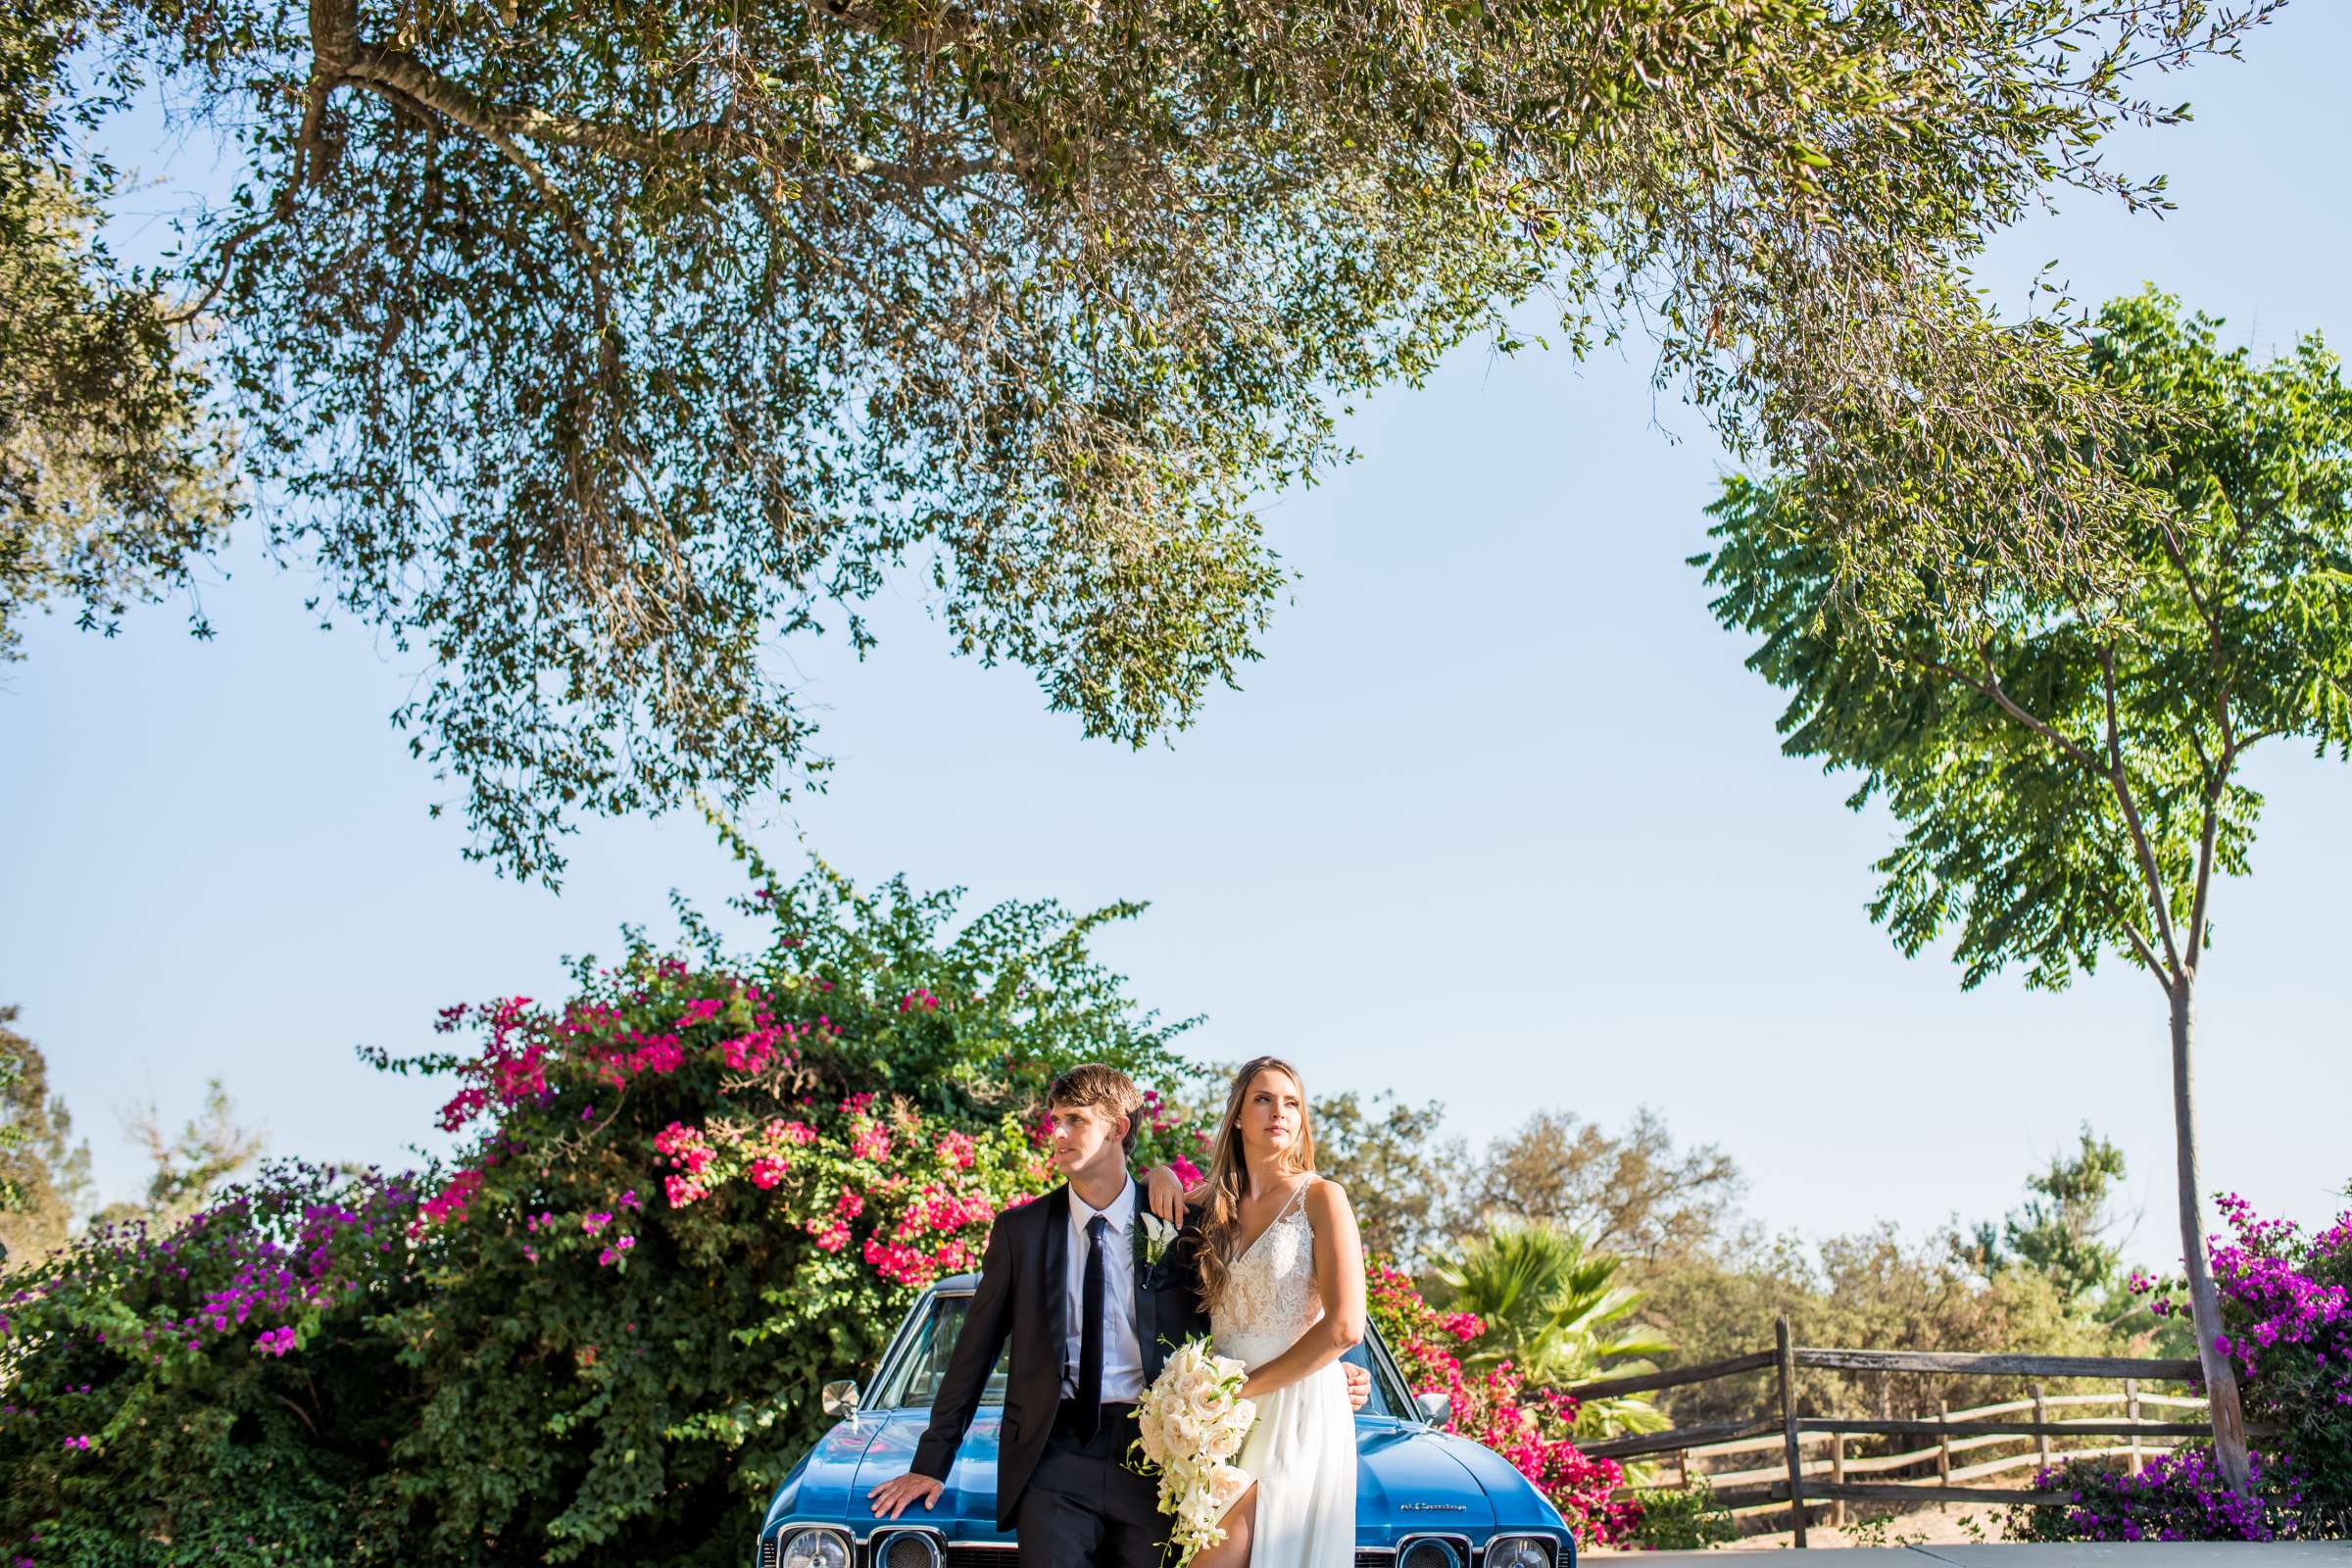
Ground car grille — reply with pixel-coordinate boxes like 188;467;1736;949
943;1549;1015;1568
758;1537;780;1568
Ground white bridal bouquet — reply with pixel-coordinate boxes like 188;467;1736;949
1130;1338;1257;1568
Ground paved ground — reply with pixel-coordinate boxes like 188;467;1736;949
1587;1547;2352;1564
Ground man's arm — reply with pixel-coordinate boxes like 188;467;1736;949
872;1207;1022;1516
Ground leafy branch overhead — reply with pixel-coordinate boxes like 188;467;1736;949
1;0;237;662
34;0;2284;879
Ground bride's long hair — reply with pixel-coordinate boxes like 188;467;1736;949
1192;1054;1317;1315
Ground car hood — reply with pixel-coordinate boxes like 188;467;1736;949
847;1409;1009;1532
1353;1420;1502;1544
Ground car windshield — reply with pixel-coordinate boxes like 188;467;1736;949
872;1293;1424;1419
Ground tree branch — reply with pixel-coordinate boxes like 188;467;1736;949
1900;644;2105;775
805;0;993;55
2099;639;2182;977
337;42;1011;187
2117;918;2173;994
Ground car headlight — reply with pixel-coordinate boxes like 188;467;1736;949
777;1528;851;1568
1484;1537;1553;1568
1399;1539;1463;1568
873;1531;944;1568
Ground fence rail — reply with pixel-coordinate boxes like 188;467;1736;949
1561;1317;2251;1547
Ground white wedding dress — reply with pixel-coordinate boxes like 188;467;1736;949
1212;1178;1357;1568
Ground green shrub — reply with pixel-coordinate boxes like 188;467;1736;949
0;1164;421;1566
1629;1482;1737;1550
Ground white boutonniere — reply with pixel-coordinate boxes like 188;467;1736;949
1140;1211;1179;1266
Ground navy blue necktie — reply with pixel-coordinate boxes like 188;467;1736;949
1078;1214;1107;1438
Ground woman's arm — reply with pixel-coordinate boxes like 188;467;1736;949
1238;1180;1367;1400
1141;1162;1205;1227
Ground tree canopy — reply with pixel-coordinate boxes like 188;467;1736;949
1;0;235;662
1698;289;2352;996
2;0;2279;879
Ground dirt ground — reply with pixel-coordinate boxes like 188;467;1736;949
1583;1502;2015;1556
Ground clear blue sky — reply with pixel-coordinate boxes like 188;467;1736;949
5;7;2346;1269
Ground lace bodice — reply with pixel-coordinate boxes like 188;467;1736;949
1212;1180;1323;1369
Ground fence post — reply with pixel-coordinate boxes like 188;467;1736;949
1936;1397;1952;1515
1777;1315;1808;1548
2033;1384;2052;1471
1830;1432;1846;1529
2126;1379;2143;1476
1675;1446;1689;1492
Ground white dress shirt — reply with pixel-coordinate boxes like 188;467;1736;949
1063;1175;1146;1401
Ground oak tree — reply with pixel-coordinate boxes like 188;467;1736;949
28;0;2280;879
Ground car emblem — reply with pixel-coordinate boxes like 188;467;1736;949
1399;1502;1466;1511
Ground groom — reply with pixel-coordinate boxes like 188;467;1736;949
866;1063;1364;1567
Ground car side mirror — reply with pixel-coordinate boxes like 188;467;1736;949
822;1380;861;1421
1414;1390;1450;1425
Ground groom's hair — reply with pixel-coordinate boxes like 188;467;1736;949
1046;1063;1146;1158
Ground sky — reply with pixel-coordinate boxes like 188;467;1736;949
4;7;2347;1272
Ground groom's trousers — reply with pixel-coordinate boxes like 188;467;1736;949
1016;1398;1162;1568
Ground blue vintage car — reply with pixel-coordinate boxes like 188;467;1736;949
756;1272;1577;1568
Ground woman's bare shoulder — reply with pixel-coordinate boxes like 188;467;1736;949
1304;1175;1352;1218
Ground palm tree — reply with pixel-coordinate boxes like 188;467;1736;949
1429;1218;1675;1438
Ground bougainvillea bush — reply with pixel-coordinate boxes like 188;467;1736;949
2131;1190;2352;1519
2005;1447;2318;1543
1366;1259;1642;1546
4;843;1202;1567
0;1163;423;1565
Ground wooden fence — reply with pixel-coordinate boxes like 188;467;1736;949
1561;1316;2266;1547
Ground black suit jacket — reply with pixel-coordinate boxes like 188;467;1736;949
909;1181;1211;1527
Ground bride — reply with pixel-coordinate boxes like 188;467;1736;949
1146;1055;1364;1568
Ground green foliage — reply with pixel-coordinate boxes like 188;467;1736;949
1970;1124;2133;1308
0;1056;21;1220
1635;1224;2136;1429
0;1162;423;1567
1468;1107;1745;1264
1630;1482;1738;1551
0;1004;94;1269
0;0;237;660
1697;289;2352;996
1309;1090;1461;1267
1429;1219;1674;1437
2;1014;265;1273
39;0;2276;879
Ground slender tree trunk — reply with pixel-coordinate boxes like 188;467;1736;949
2169;973;2251;1489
